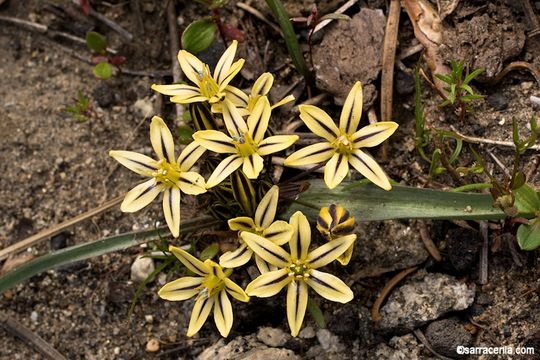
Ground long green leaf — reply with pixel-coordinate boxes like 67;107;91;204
0;216;219;293
265;0;310;81
285;180;538;221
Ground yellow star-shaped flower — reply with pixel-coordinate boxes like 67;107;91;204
243;211;356;336
158;246;249;337
151;40;244;111
284;81;398;190
193;97;298;187
109;116;207;237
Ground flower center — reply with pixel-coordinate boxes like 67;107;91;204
332;132;354;155
198;274;225;299
233;132;258;158
199;66;222;102
287;259;311;281
152;160;182;187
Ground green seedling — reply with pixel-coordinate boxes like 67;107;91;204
64;91;95;122
435;60;484;122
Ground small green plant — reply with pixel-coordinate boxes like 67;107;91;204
435;60;484;122
85;31;126;80
64;91;96;122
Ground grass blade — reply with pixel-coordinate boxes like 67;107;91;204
0;216;219;293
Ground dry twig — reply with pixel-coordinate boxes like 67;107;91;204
166;0;185;121
418;221;442;261
413;328;455;360
0;313;68;360
478;221;489;284
70;0;133;41
371;266;419;321
450;126;540;151
237;2;283;36
312;0;358;34
380;0;401;159
0;197;123;262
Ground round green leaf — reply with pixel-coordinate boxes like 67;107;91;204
93;62;113;80
86;31;107;54
517;218;540;251
181;18;217;54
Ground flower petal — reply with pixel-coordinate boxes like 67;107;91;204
245;268;291;297
169;245;209;276
254;185;279;228
336;243;355;266
178;141;207;172
178;171;207;195
223;278;250;302
252;73;274;96
225;85;249;108
263;220;293;246
150;116;176;163
298;105;339;141
289;211;311;260
222;99;248;138
324;153;349;189
109;150;158;177
242;153;264;179
206;155;244;188
177;50;204;86
219;243;253;268
283;142;334;167
213;291;233;337
120;178;162;213
306;270;354;303
214;40;238;84
218;59;245;90
187;295;215;337
349;149;392;191
151;84;207;103
255;254;277;274
241;232;291;268
306;234;356;269
247;96;271;143
228;216;255;231
163;187;181;238
352;122;399;148
192;130;236;153
286;280;308;337
158;276;203;301
257;135;299;156
339;81;363;134
271;95;295;109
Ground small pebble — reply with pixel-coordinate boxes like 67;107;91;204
146;338;160;353
257;327;290;347
486;92;508;111
145;315;154;324
30;311;38;323
530;95;540;110
298;326;316;339
131;255;155;283
113;347;120;355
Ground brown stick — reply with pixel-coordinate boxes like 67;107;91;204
380;0;401;159
0;196;123;262
371;266;419;321
70;0;133;41
166;0;184;121
413;329;455;360
450;126;540;151
0;313;68;360
0;15;118;54
418;221;442;261
478;221;489;285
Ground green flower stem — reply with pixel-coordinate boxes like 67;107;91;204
0;216;220;293
265;0;311;82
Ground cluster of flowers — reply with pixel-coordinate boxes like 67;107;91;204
109;41;398;337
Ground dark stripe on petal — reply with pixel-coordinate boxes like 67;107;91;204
297;146;332;160
129;158;158;171
354;129;385;143
258;242;288;263
134;183;157;200
329;204;337;228
306;110;337;137
309;242;342;264
160;132;170;162
261;273;289;287
230;246;250;260
172;283;201;292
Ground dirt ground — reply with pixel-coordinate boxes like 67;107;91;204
0;0;539;359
